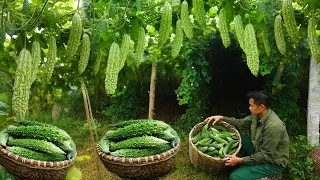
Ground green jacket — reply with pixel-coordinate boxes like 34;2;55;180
223;109;289;167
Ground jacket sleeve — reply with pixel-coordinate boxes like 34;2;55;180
223;115;252;131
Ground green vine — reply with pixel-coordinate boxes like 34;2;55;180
175;34;213;131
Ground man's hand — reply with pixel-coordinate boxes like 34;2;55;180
204;115;224;125
222;155;243;166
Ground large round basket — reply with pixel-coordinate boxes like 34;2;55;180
97;140;180;179
189;120;242;173
308;146;320;176
0;145;76;180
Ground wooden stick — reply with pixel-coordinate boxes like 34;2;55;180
148;63;157;119
80;78;102;179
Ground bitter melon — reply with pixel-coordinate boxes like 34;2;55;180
105;42;120;94
78;33;91;75
110;136;169;151
7;146;66;162
274;14;286;55
158;2;172;47
193;0;206;28
106;121;171;141
43;36;57;82
308;18;320;63
134;27;145;67
66;12;82;60
7;125;71;143
218;8;230;48
110;144;172;158
8;138;65;154
171;19;184;59
282;0;299;41
181;1;193;40
119;34;131;71
31;41;41;84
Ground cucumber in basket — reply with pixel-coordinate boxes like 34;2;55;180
192;124;239;158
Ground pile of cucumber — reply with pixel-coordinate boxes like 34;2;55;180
0;120;76;162
192;124;239;159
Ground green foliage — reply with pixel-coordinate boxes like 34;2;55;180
283;136;318;180
81;118;100;136
0;165;15;180
103;82;148;123
175;34;212;132
176;44;211;105
0;100;10;118
265;38;310;135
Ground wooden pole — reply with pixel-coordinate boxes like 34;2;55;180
80;78;102;179
148;63;157;119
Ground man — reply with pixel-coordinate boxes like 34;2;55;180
205;91;289;180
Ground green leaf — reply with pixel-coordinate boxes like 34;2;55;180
0;165;15;180
109;0;116;18
75;155;91;162
256;14;265;23
130;18;141;48
0;110;8;116
66;166;82;180
136;0;141;11
0;101;8;109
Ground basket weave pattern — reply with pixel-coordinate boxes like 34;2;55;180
0;146;75;180
189;120;242;173
308;146;320;176
97;140;180;179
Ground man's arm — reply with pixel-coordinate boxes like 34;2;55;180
223;115;252;130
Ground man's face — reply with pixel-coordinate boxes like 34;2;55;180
248;98;264;116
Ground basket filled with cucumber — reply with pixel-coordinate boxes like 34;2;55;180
0;120;76;180
97;119;180;179
189;119;242;173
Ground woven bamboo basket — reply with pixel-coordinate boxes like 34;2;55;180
97;139;180;179
0;145;76;180
189;120;242;173
308;146;320;176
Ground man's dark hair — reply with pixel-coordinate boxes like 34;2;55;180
246;91;271;108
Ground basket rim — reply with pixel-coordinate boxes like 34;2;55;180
188;120;242;161
0;145;76;170
97;138;180;166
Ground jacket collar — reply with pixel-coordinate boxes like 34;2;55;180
258;109;272;125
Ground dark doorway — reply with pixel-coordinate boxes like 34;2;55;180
206;37;266;117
